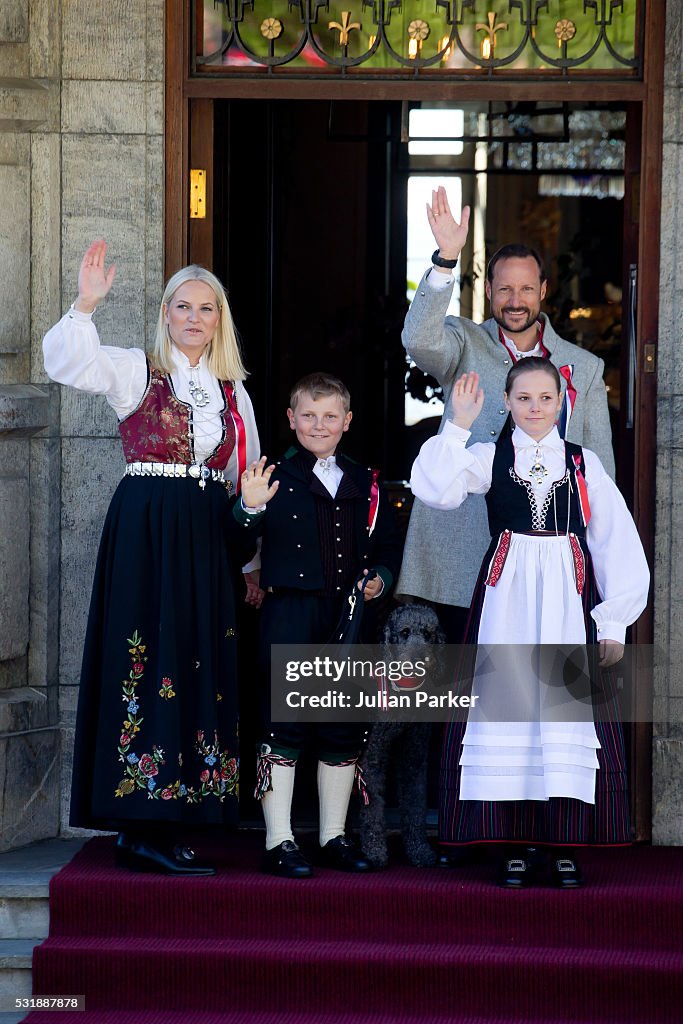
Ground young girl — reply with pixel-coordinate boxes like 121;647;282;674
410;357;649;887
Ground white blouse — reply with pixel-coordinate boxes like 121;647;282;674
42;306;261;489
410;422;650;643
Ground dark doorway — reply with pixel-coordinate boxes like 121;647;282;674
213;100;409;477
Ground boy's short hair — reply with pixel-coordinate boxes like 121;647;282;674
289;372;351;414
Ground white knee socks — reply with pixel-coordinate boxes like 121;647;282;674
318;760;355;847
261;762;296;850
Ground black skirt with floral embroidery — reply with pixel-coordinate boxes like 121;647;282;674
69;475;251;832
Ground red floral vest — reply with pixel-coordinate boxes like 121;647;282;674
119;365;236;470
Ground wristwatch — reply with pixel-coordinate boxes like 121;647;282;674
431;249;459;269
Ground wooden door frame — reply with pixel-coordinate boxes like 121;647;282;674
165;0;666;839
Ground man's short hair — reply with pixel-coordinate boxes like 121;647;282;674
486;244;546;284
289;372;351;414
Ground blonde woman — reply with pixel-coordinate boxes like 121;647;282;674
44;241;262;874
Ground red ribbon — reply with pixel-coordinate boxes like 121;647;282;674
368;468;380;536
572;453;591;527
226;384;247;494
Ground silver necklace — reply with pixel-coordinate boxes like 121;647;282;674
188;364;210;408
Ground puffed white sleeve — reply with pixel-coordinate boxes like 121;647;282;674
42;308;147;419
584;450;650;644
228;380;262;574
410;420;495;509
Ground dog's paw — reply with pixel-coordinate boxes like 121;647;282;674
405;841;437;868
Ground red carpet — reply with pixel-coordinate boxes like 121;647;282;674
24;834;683;1023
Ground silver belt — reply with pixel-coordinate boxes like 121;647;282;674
124;461;233;492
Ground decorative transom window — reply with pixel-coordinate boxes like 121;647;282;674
194;0;642;79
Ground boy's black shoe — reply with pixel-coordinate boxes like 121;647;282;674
320;835;372;873
262;840;313;879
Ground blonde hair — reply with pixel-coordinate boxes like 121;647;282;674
289;372;351;414
151;265;247;381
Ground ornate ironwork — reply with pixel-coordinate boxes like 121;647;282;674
195;0;643;79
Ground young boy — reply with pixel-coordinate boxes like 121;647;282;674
237;372;402;878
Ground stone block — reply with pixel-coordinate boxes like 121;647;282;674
146;0;165;81
0;658;25;691
0;474;29;662
0;164;29;356
60;132;149;435
62;0;146;81
658;143;683;394
0;2;28;43
28;434;60;692
0;729;60;851
145;134;164;341
0;78;59;133
0;385;50;435
0;132;28;164
59;726;101;839
0;688;50;734
29;0;61;79
145;81;163;136
664;0;683;88
662;86;681;144
61;80;147;135
653;737;683;844
30;132;62;380
58;437;123;685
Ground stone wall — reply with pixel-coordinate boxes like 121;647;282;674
0;0;164;848
653;0;683;844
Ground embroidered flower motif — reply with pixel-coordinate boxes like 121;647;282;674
114;631;238;803
138;753;159;778
159;676;176;699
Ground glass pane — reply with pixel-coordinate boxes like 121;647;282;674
405;175;461;427
195;0;641;77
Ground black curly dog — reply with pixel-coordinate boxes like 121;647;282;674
359;604;446;869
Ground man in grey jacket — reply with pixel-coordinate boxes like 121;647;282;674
398;186;615;639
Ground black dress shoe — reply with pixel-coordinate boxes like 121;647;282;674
319;835;372;873
262;840;313;878
552;855;583;889
497;851;535;888
115;834;216;876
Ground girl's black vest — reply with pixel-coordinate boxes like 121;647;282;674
485;432;586;540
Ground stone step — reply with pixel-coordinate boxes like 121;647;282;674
0;888;49;942
0;937;38;1001
0;839;85;1021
